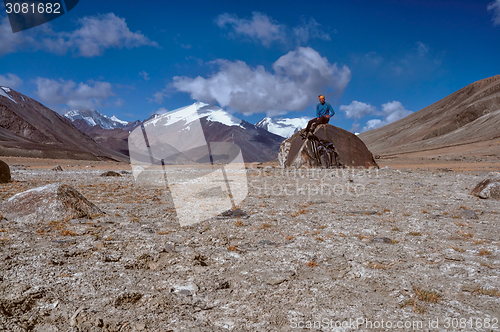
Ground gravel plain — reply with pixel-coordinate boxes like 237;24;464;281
0;165;499;331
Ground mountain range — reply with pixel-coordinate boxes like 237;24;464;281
0;86;126;161
255;117;310;138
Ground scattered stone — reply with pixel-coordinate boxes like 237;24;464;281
471;176;500;199
1;183;103;223
266;276;287;285
455;209;479;220
52;165;63;171
114;292;142;307
120;170;131;174
349;210;377;215
0;160;11;183
258;239;277;246
100;170;122;177
461;285;479;293
217;208;249;219
370;237;393;244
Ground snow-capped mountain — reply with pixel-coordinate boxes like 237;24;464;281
255;116;311;138
64;109;136;130
132;102;284;163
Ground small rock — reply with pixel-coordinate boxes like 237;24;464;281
0;160;11;183
52;165;63;171
258;239;277;246
132;323;146;331
100;171;122;177
266;276;287;285
370;237;393;244
1;183;103;223
218;208;249;219
471;178;500;199
461;285;479;293
349;210;377;215
120;170;131;175
456;209;479;220
114;292;142;307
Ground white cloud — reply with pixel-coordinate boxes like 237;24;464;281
488;0;500;26
139;71;150;81
0;13;158;56
34;77;115;110
171;47;351;115
0;16;36;55
362;101;412;131
0;73;23;88
340;101;377;119
215;12;330;46
293;18;331;44
216;12;287;46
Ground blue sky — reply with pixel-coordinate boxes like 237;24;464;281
1;0;499;132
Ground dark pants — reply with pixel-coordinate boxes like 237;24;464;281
305;116;330;134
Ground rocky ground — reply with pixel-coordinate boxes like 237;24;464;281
0;164;499;331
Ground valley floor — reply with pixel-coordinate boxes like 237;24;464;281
0;162;499;331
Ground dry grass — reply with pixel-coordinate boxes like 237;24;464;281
472;288;500;297
315;237;324;242
291;209;307;217
259;223;272;229
391;227;400;231
157;231;170;235
60;230;79;236
408;231;422;236
235;219;244;227
414;288;442;303
383;208;391;213
403;213;410;216
227;245;238;252
0;229;7;233
367;262;389;270
318;225;327;229
478;249;491;256
305;260;319;268
355;234;369;240
451;246;465;252
285;235;295;241
454;222;468;227
457;231;474;239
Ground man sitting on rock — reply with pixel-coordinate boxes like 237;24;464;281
301;95;335;139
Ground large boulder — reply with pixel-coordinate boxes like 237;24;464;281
0;160;11;183
279;124;379;168
471;173;500;199
1;183;103;223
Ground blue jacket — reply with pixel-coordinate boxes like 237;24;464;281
316;102;335;118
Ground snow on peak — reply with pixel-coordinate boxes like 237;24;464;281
147;102;244;128
64;109;130;129
256;116;311;138
0;87;16;103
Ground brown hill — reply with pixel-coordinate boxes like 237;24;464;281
359;75;500;157
72;119;132;157
0;87;127;161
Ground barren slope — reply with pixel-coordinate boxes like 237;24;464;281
359;75;500;156
0;87;128;161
